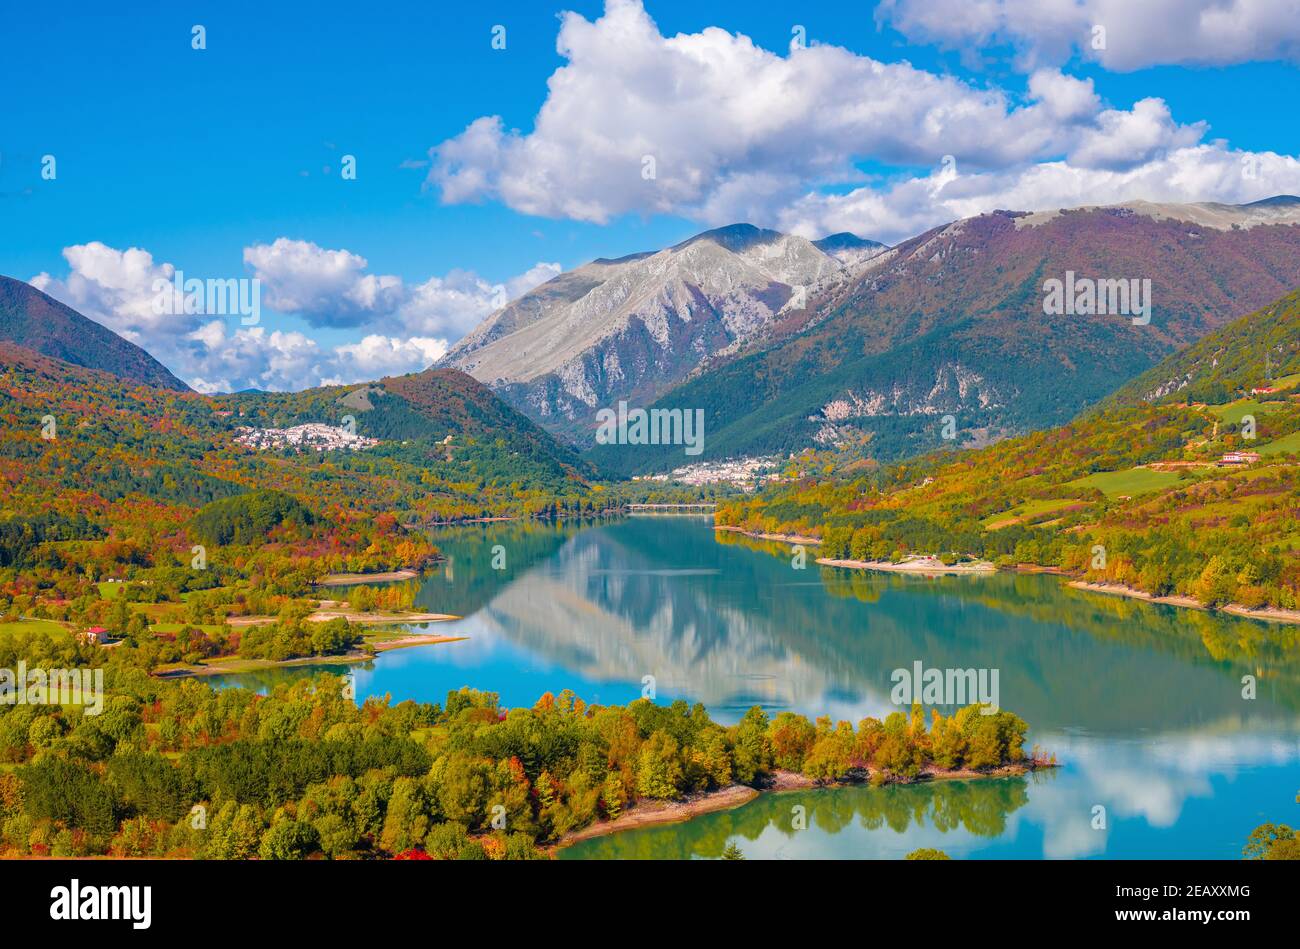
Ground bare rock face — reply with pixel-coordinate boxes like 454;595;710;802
439;223;885;445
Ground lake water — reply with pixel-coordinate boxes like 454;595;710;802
215;516;1300;859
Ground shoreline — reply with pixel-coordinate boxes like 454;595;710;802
714;525;822;546
719;524;1300;627
716;526;995;574
1068;580;1300;626
816;556;996;575
420;509;626;528
316;569;421;586
225;610;460;627
370;633;469;653
558;785;761;846
556;762;1045;850
154;633;466;678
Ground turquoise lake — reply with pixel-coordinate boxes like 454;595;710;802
215;516;1300;859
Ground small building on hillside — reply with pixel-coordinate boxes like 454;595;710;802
1251;386;1279;395
80;626;111;645
1218;451;1261;467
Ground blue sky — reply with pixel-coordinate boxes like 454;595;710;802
4;0;1299;391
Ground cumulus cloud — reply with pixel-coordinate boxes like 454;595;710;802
182;322;325;394
32;241;559;393
31;243;193;343
424;0;1261;236
329;334;450;381
245;237;559;339
876;0;1300;71
424;0;1300;245
1068;98;1205;171
777;145;1300;243
243;239;405;328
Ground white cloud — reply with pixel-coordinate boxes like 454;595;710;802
777;144;1300;243
244;237;559;339
1068;98;1205;171
505;262;564;300
331;334;449;379
876;0;1300;71
181;322;325;394
425;0;1299;246
31;243;192;342
424;0;1257;235
32;241;559;393
243;238;403;329
1025;69;1099;123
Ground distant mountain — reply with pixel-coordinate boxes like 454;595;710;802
813;232;888;264
0;275;189;391
590;197;1300;473
220;366;599;484
438;223;887;445
1102;286;1300;407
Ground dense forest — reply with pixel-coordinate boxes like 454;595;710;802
0;628;1034;859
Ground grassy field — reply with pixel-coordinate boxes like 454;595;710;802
981;497;1087;529
1258;430;1300;456
1267;372;1300;390
149;622;227;635
1207;399;1287;425
1067;467;1186;498
0;618;72;637
125;602;182;621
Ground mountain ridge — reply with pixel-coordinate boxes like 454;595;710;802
588;198;1300;473
0;275;190;392
1101;286;1300;408
438;223;887;445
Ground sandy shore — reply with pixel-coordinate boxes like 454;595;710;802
1068;580;1300;625
370;634;467;652
155;632;465;678
817;556;996;575
154;651;372;678
556;762;1046;849
722;527;1298;622
716;526;994;574
225;610;459;627
559;785;761;845
317;569;420;586
1222;603;1300;624
307;609;459;624
714;525;822;546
